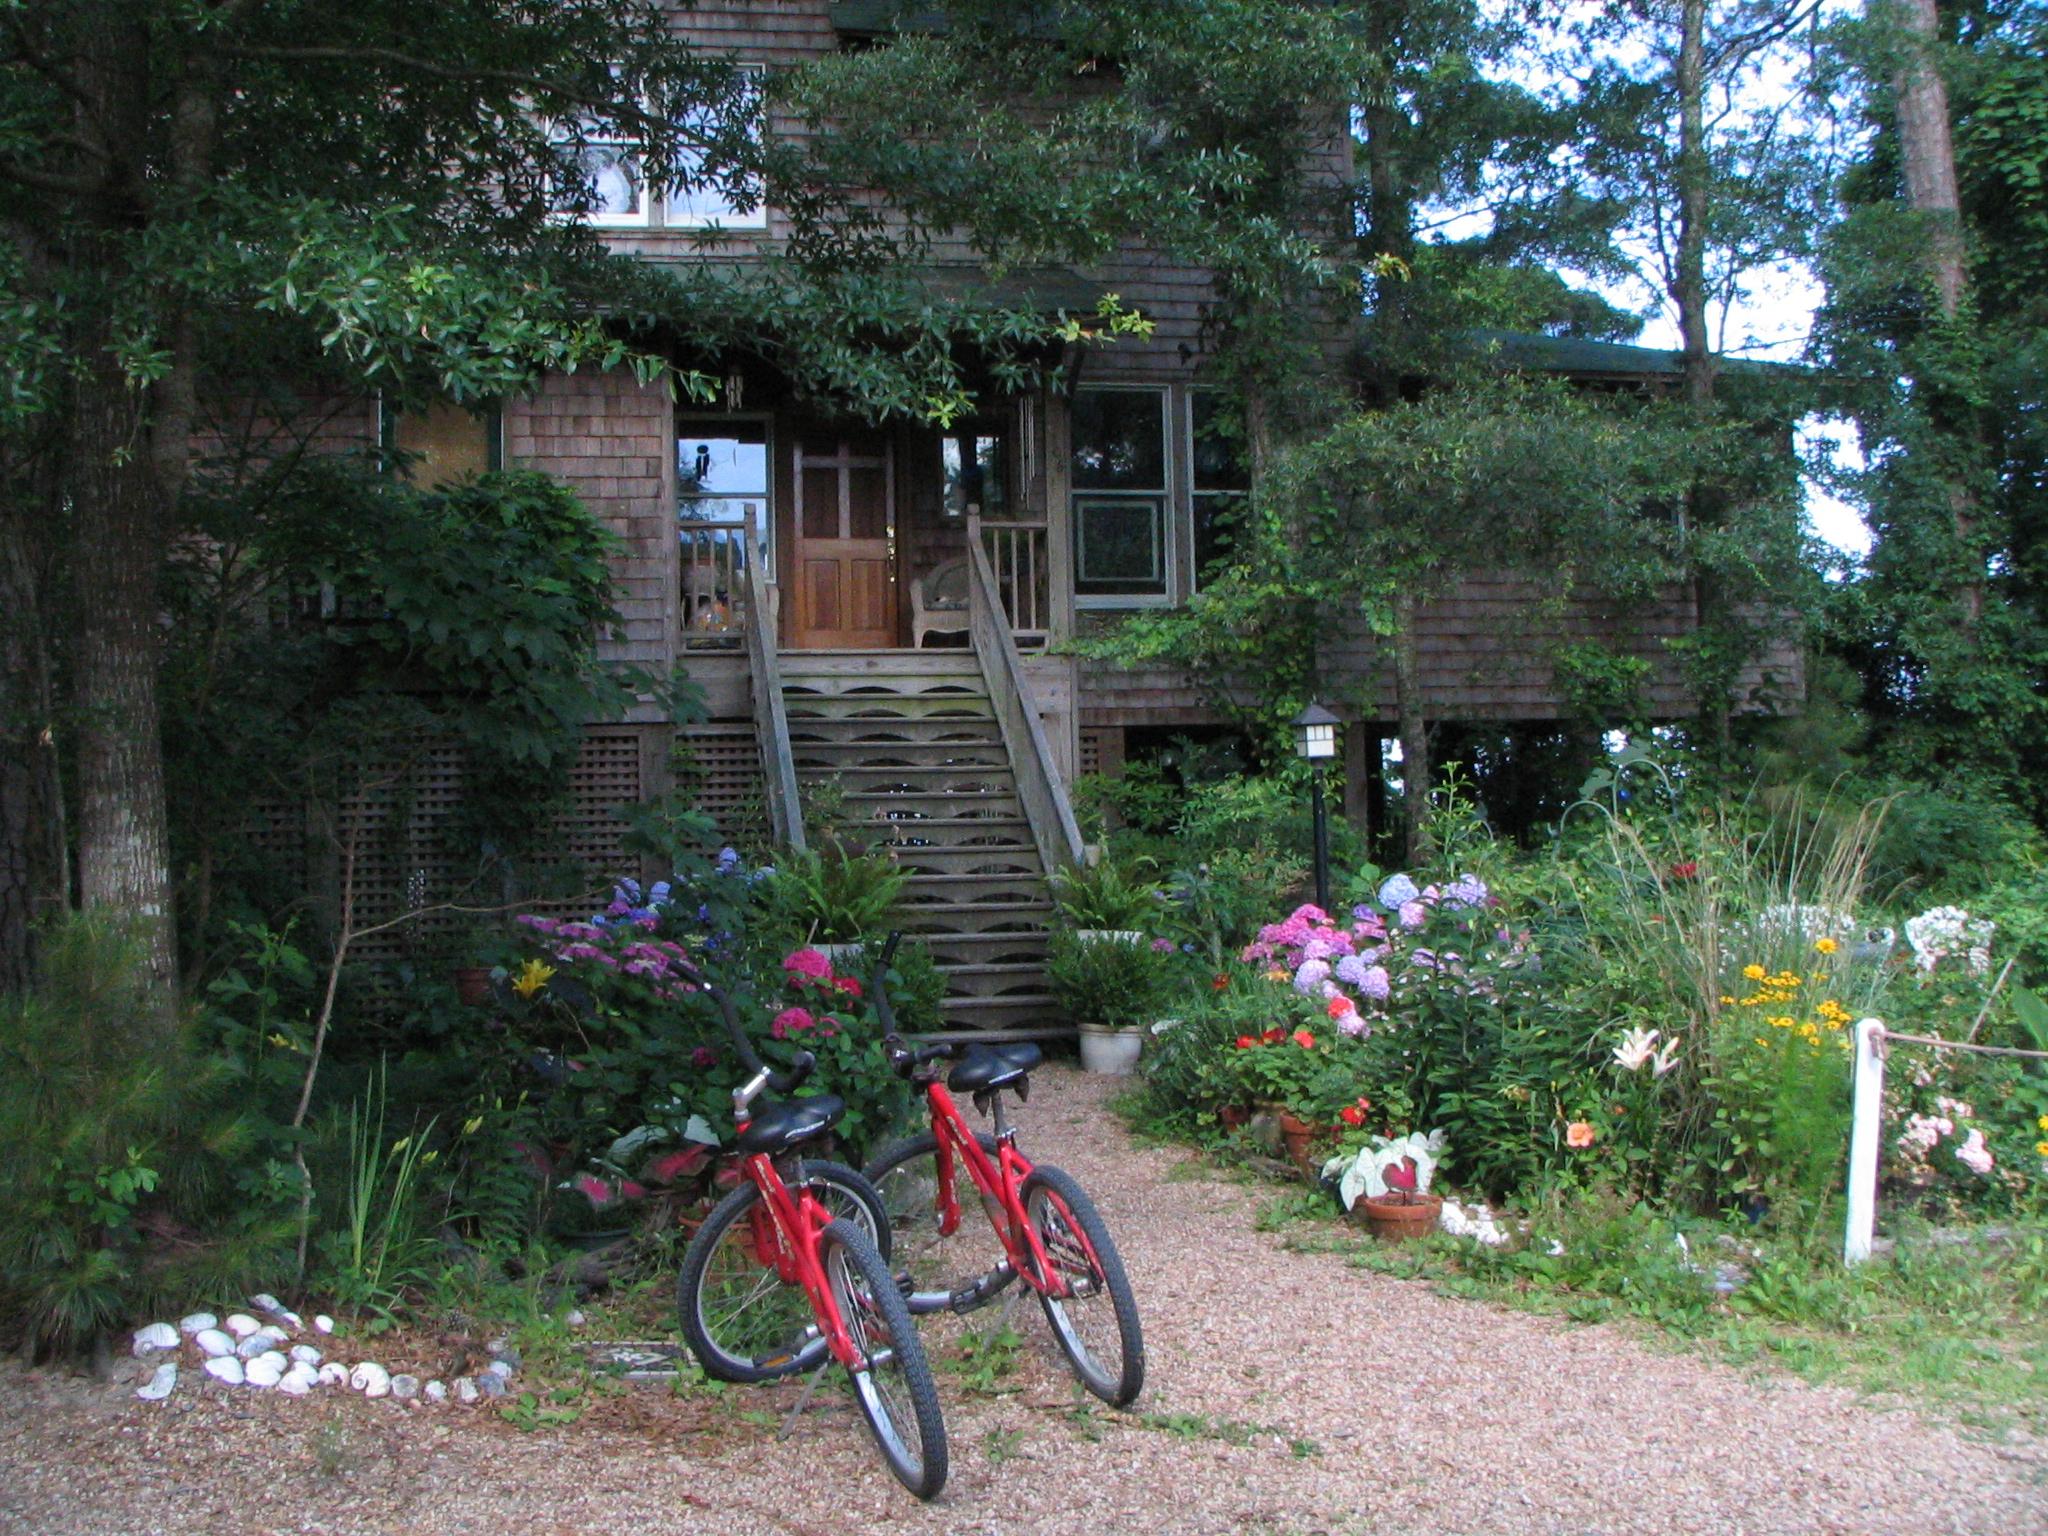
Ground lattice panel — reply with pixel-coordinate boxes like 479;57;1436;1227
553;729;643;873
339;738;470;966
682;723;766;848
239;795;307;890
1078;728;1109;779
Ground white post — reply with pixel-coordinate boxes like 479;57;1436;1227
1844;1018;1886;1265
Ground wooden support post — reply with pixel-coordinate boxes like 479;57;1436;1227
1845;1017;1886;1265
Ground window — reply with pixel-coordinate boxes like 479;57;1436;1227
942;421;1009;517
1190;391;1249;589
678;418;770;642
1070;387;1168;601
554;100;649;226
664;66;768;230
380;397;502;485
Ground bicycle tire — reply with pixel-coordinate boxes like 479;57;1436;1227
863;1129;1008;1314
821;1217;949;1500
1022;1163;1145;1407
676;1159;886;1384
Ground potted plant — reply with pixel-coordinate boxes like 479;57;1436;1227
767;844;907;962
1231;1024;1353;1174
1324;1129;1447;1241
1045;929;1172;1073
1050;856;1164;944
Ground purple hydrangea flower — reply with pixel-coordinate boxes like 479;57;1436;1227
1398;900;1428;931
1357;964;1391;1001
1293;958;1331;994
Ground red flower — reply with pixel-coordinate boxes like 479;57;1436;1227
1235;1035;1257;1049
1292;1028;1315;1049
1262;1027;1287;1045
833;975;863;998
1338;1105;1366;1127
1670;860;1699;880
1327;995;1357;1019
1211;973;1230;991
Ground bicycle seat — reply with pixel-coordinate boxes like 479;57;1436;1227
947;1043;1041;1095
735;1093;845;1154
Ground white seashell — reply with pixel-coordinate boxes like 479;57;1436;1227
236;1333;274;1361
317;1363;349;1387
194;1329;236;1358
137;1363;178;1401
131;1322;179;1356
424;1380;447;1403
484;1359;513;1380
277;1363;319;1396
453;1377;479;1404
222;1313;260;1339
244;1353;285;1389
289;1345;322;1366
203;1356;245;1386
254;1324;290;1345
388;1374;419;1400
350;1362;390;1398
476;1373;505;1399
178;1312;217;1336
312;1314;335;1335
249;1293;285;1316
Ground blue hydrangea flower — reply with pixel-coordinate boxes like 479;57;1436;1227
1377;873;1420;911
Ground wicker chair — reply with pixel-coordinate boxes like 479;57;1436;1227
910;556;970;648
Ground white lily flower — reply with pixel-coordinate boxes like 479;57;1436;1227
1612;1026;1660;1073
1650;1038;1681;1077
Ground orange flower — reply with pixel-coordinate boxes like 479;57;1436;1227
1565;1121;1596;1149
1235;1035;1256;1049
1211;973;1230;991
1292;1028;1316;1049
1339;1104;1366;1127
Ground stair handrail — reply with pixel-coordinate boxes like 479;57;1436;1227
742;504;806;853
966;513;1084;873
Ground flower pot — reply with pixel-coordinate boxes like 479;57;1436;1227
1355;1192;1444;1243
1217;1104;1251;1131
814;941;864;967
1275;1110;1320;1178
1072;929;1145;947
1077;1020;1144;1075
452;966;493;1007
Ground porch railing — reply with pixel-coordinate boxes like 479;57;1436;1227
679;510;755;650
741;505;806;852
966;513;1083;874
975;518;1051;649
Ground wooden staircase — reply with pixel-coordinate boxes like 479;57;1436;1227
779;650;1058;1035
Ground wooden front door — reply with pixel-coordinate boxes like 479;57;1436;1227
791;431;897;648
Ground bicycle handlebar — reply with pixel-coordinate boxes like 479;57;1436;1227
703;980;814;1097
870;931;960;1075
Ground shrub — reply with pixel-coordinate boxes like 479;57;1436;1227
1044;931;1176;1028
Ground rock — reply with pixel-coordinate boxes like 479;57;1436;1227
485;1335;509;1356
203;1356;246;1386
565;1310;587;1328
350;1362;390;1398
317;1363;349;1387
484;1359;514;1380
476;1372;505;1400
244;1353;286;1389
137;1363;179;1401
222;1313;260;1339
177;1312;217;1336
492;1345;521;1371
194;1329;236;1359
289;1345;322;1366
130;1322;179;1357
278;1363;319;1397
312;1315;335;1335
388;1374;420;1401
453;1377;479;1404
424;1380;447;1403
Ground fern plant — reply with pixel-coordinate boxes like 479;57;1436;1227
767;844;907;944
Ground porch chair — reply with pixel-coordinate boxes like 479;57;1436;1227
911;556;970;648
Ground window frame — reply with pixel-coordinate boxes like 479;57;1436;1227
676;410;776;576
1069;383;1174;609
1187;386;1250;594
662;63;770;232
377;394;505;481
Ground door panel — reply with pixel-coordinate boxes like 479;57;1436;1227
791;431;897;648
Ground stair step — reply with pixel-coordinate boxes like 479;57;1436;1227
791;743;1010;768
937;995;1064;1031
842;791;1024;817
892;851;1043;880
800;771;1020;798
787;722;1003;746
783;698;994;722
777;650;983;676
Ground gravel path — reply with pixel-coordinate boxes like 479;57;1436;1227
4;1064;2044;1536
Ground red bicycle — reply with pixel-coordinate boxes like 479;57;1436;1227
860;935;1145;1407
676;983;948;1498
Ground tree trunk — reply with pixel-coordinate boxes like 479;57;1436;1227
1893;0;1982;631
67;354;179;1025
1391;593;1431;865
0;507;66;996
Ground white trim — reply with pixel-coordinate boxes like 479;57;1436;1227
1068;384;1173;603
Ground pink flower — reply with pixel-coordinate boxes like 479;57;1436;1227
1565;1121;1596;1149
691;1045;717;1068
1956;1129;1994;1176
771;1006;813;1039
574;1174;615;1208
783;948;832;981
1398;901;1428;931
833;975;863;998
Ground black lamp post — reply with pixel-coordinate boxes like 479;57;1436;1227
1292;702;1339;912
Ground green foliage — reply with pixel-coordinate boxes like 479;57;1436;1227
0;920;295;1358
1048;856;1165;931
762;844;908;945
1044;932;1175;1029
314;1066;445;1325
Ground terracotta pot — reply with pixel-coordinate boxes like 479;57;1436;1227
1217;1104;1251;1130
1356;1192;1444;1242
452;966;493;1007
1275;1110;1320;1178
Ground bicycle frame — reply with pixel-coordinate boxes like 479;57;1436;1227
917;1079;1080;1301
734;1145;867;1370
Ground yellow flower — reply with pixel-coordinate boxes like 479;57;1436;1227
512;958;556;999
2036;1140;2048;1158
1719;995;1737;1006
1742;964;1767;982
1766;1015;1795;1030
268;1032;294;1050
2038;1115;2048;1133
1813;937;1839;955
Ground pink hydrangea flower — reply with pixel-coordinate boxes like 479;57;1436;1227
771;1006;814;1039
783;948;832;982
1398;900;1428;931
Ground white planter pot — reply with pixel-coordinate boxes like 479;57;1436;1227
1077;1021;1144;1075
1072;929;1145;947
814;942;864;967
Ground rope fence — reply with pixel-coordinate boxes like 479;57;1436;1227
1844;1019;2045;1264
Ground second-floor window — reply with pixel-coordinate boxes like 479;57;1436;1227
552;67;767;231
1190;390;1249;589
1071;386;1169;603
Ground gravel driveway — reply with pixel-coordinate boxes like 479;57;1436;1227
4;1064;2043;1536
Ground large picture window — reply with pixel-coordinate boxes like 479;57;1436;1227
550;65;767;230
665;66;768;230
1071;387;1168;601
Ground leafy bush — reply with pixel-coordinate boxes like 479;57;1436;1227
1049;855;1165;930
763;844;907;945
1044;931;1176;1028
0;920;295;1357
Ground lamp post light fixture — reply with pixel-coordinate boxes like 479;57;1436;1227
1292;702;1340;912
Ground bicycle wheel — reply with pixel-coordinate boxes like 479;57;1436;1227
677;1160;887;1384
1022;1164;1145;1407
821;1217;949;1500
863;1129;1007;1313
